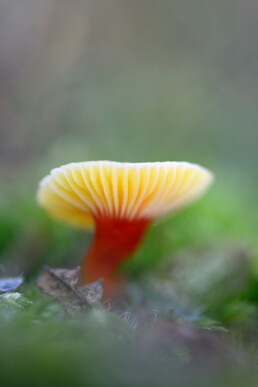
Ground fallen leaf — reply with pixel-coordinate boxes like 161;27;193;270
47;267;80;288
79;280;103;303
0;276;24;294
36;266;103;315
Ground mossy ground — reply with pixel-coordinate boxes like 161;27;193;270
1;176;258;387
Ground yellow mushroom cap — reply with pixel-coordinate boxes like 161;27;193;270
37;161;214;228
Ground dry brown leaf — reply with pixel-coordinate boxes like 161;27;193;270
79;280;103;303
36;266;103;315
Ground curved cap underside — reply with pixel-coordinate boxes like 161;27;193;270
37;161;214;228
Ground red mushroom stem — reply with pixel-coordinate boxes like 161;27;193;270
81;217;151;294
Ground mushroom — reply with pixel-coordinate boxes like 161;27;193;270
37;161;214;295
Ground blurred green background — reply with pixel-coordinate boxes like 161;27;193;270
1;0;257;271
1;1;258;386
